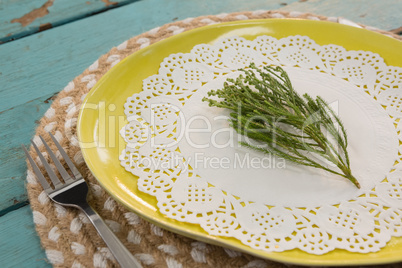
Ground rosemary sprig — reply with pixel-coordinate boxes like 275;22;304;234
202;63;360;188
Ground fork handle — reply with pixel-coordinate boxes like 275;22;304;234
80;203;143;268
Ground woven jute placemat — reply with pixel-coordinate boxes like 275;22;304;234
26;10;402;268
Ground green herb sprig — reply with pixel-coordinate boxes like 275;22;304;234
202;63;360;188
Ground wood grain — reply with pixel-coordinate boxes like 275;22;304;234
280;0;402;32
0;0;138;43
0;206;50;268
0;94;52;212
11;0;55;27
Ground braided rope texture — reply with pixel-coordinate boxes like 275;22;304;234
26;10;402;268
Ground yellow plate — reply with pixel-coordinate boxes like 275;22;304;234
78;19;402;266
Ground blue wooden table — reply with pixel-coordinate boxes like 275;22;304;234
0;0;401;267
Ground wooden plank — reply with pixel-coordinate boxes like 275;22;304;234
0;0;139;43
0;205;51;268
280;0;402;32
0;94;52;212
2;0;400;43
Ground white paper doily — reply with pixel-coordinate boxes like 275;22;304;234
119;35;402;254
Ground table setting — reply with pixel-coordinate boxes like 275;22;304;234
1;1;402;267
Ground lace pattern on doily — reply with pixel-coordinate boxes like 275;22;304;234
119;35;402;254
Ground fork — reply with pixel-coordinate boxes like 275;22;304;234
22;133;143;268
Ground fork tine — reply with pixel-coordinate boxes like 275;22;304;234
39;135;75;184
31;139;63;188
22;145;53;193
49;133;83;179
